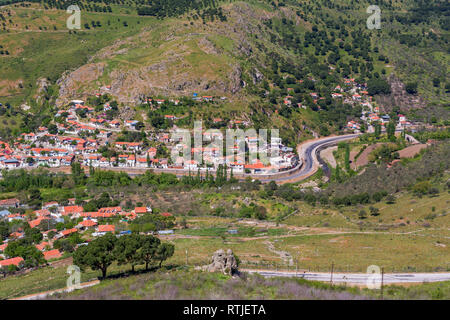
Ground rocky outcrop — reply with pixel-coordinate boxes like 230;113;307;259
375;74;426;112
197;249;239;276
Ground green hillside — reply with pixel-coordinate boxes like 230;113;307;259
0;0;448;141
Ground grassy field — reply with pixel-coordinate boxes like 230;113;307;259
1;187;448;299
0;4;160;105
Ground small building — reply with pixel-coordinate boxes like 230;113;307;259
157;230;174;235
43;249;62;261
0;256;24;268
97;225;115;233
0;198;20;208
0;209;11;218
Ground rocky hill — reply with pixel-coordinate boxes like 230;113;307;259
0;0;448;140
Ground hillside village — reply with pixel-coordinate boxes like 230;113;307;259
0;76;422;176
0;94;302;175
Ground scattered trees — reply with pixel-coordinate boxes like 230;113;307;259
73;233;117;279
368;78;391;95
74;233;174;278
405;82;418;94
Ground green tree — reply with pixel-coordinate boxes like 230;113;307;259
374;122;381;138
405;82;418;94
155;243;175;268
358;210;367;219
138;234;161;270
114;234;141;272
4;241;44;267
387;121;396;141
71;162;85;186
344;143;350;171
369;206;380;216
73;233;117;278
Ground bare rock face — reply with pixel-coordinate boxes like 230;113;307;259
198;249;238;276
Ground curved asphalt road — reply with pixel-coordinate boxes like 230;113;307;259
116;134;360;183
260;133;360;183
246;270;450;285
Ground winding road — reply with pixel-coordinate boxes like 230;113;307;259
261;133;360;183
123;133;360;183
22;133;360;184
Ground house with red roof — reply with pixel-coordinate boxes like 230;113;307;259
0;243;8;252
98;207;121;215
10;231;24;239
77;219;98;230
43;249;62;261
97;225;115;233
29;217;48;228
43;201;59;210
0;198;20;208
62;206;84;216
0;257;24;268
244;160;266;174
34;209;51;217
134;207;147;214
35;242;51;251
160;212;172;217
60;228;77;238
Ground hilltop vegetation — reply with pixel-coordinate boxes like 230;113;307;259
45;269;450;300
0;0;448;143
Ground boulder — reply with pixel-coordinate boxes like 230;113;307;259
198;249;239;276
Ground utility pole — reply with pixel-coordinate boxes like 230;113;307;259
330;262;334;285
381;267;384;299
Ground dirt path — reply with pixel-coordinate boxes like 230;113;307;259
352;143;383;169
319;146;337;168
10;280;100;300
264;241;294;266
398;144;427;158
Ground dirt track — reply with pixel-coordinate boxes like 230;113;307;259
398;144;427;158
351;143;383;169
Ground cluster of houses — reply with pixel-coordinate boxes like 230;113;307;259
282;78;371;109
278;77;413;135
0;97;299;175
348;106;412;134
0;198;165;269
168;134;298;174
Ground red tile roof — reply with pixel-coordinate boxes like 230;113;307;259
79;219;97;227
61;228;77;237
0;256;24;267
43;249;62;260
160;212;172;217
0;198;19;206
98;225;115;233
29;217;47;228
62;206;84;215
35;242;50;251
134;207;147;214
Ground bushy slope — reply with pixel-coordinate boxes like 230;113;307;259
45;269;450;300
47;269;371;300
0;0;448;142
